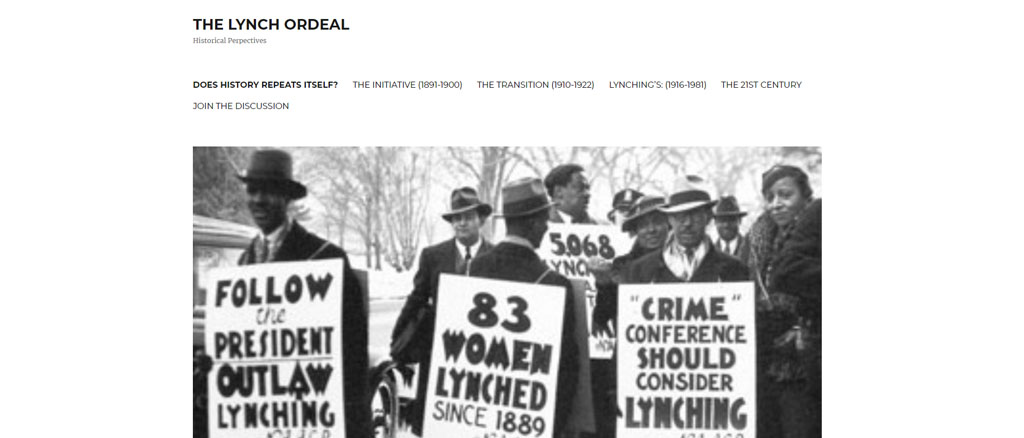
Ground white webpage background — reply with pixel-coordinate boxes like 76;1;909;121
2;1;1022;438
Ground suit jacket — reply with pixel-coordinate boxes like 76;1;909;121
548;207;607;225
391;237;494;435
238;222;370;438
715;233;747;258
623;238;749;284
468;241;579;438
392;237;495;340
592;241;660;331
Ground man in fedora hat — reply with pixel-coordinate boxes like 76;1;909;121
713;195;748;257
624;184;748;284
235;148;371;438
545;164;608;224
469;177;580;438
391;186;495;436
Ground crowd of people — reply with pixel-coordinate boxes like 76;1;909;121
199;149;822;438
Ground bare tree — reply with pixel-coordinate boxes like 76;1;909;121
300;147;434;271
193;147;252;224
379;149;434;271
659;147;774;196
446;147;520;238
588;147;674;197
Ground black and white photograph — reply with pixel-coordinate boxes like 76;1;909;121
193;146;822;438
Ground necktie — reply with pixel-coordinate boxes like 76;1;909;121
456;244;471;276
255;238;269;263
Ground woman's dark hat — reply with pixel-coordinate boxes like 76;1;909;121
658;184;717;214
622;195;667;232
713;196;747;218
441;187;493;222
761;164;809;196
496;178;554;218
236;149;307;199
607;188;644;222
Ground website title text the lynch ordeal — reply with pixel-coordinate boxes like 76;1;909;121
193;18;349;31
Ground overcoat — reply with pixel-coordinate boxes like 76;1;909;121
391;237;494;435
622;240;749;284
469;241;579;438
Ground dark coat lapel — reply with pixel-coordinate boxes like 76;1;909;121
627;240;748;284
273;222;310;262
437;238;458;274
690;246;728;282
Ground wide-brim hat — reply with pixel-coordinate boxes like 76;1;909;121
658;188;717;214
496;177;554;218
441;187;493;222
622;195;667;232
236;149;307;199
713;195;747;218
607;188;644;222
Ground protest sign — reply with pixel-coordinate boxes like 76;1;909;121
538;223;633;359
617;282;756;438
205;259;345;438
423;274;565;438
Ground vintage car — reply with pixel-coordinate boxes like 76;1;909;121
193;215;410;438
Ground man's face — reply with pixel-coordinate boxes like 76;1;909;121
555;172;591;218
246;183;290;234
668;208;711;249
715;216;741;241
449;210;483;246
635;213;670;250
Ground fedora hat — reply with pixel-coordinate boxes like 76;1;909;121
496;177;554;218
236;149;307;199
659;186;717;214
607;188;644;222
621;195;666;232
713;195;747;218
441;187;493;222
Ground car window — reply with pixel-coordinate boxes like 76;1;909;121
193;245;246;307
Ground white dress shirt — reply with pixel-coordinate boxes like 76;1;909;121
257;220;291;262
663;236;709;281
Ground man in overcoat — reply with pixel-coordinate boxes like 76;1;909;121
391;187;495;436
713;195;749;258
469;177;580;438
235;149;371;438
623;184;748;283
